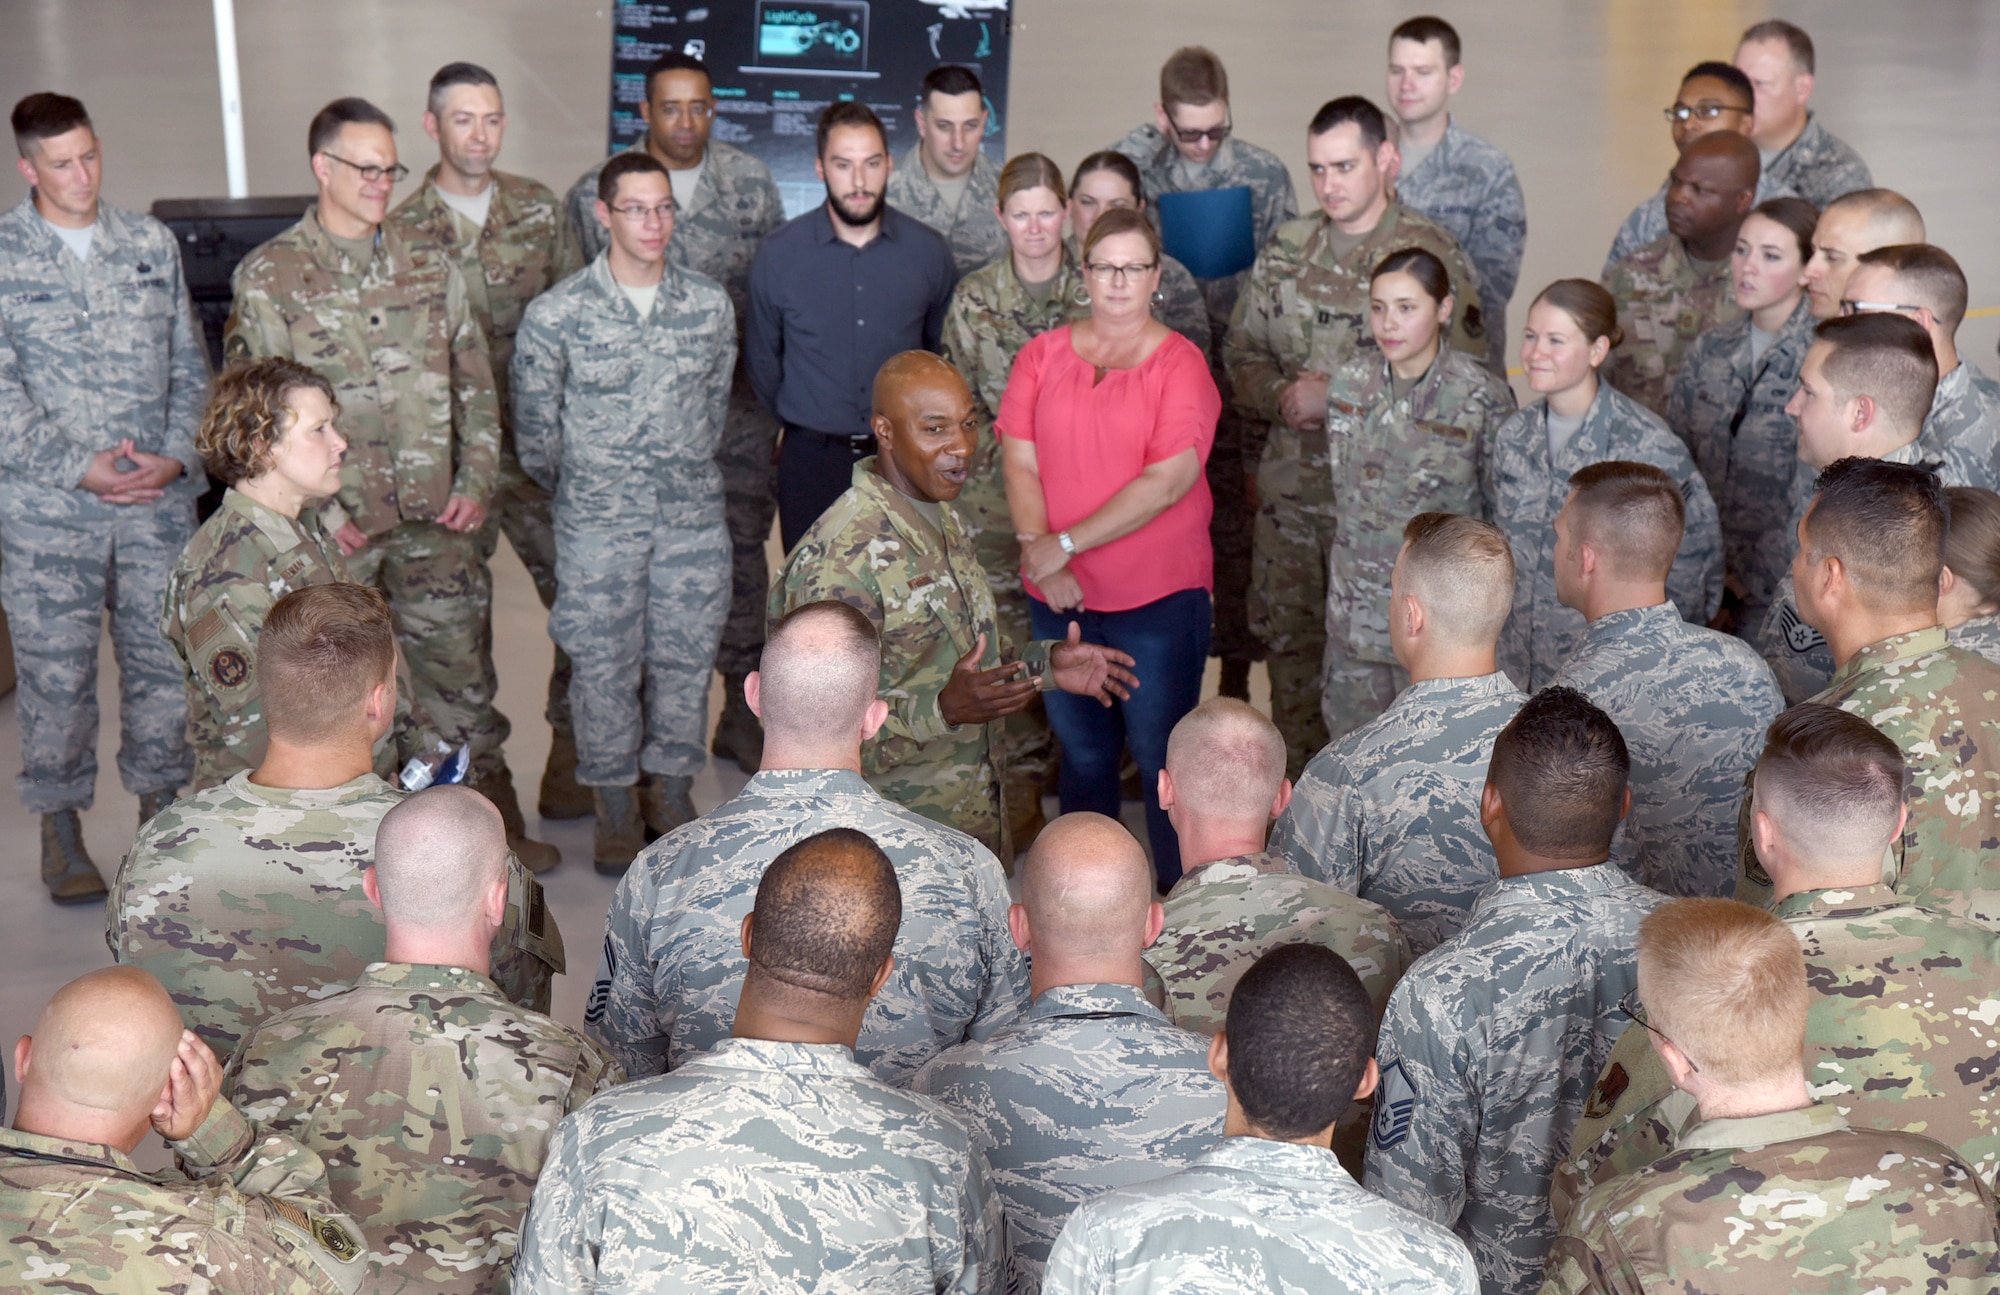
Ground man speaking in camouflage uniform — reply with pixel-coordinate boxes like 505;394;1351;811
887;65;1006;280
226;786;620;1295
1;93;208;902
566;52;786;774
516;829;1007;1294
225;97;556;865
769;351;1137;856
1543;899;2000;1295
513;151;736;871
389;63;585;820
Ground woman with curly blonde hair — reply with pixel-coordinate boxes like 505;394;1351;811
161;357;353;786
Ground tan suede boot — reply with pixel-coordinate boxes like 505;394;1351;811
593;785;646;874
42;810;107;905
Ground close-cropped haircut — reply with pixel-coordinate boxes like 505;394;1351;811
308;97;395;159
816;99;888;158
1945;487;2000;611
11;92;92;156
758;601;882;746
1165;698;1286;822
1803;456;1946;615
920;64;982;103
1748;195;1820;264
1822;188;1925;243
1811;312;1938;434
1566;461;1686;583
1223;944;1373;1139
749;828;902;1003
1080;205;1161;265
1753;703;1906;868
1308;95;1388;150
1680;60;1754;104
1373;247;1451;306
372;784;508;931
426;62;500;117
997;152;1066;208
643;50;711;98
197;357;340;486
1159;46;1229;109
259;584;397;744
1856;243;1970;333
1740;18;1816;74
1488;686;1629;860
1398;512;1514;646
1639;898;1809;1084
1390;16;1461;66
598;151;669;205
1071;150;1145;203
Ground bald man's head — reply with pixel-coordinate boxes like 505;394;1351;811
870;350;968;421
758;601;882;747
1020;812;1156;958
22;967;183;1119
1165;698;1286;823
1665;132;1758;245
1680;130;1760;184
372;785;509;932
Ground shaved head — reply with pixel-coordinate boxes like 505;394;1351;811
1824;188;1926;245
1166;698;1285;822
373;785;509;931
759;601;882;745
1020;812;1155;957
871;350;966;420
1682;130;1760;187
23;967;183;1117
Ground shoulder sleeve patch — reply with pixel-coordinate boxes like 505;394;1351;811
208;646;252;691
1372;1058;1418;1151
1584;1062;1630;1121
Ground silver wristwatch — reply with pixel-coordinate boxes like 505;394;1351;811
1057;530;1077;556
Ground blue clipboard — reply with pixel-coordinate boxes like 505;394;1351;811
1155;186;1257;280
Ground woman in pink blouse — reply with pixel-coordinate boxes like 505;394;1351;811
999;207;1221;888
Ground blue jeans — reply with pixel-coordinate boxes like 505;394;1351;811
1031;587;1212;890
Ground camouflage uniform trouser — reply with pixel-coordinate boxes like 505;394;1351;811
476;430;571;739
346;520;510;780
0;494;194;812
1319;607;1404;744
551;511;729;786
958;437;1055;806
714;370;783;677
1250;490;1332;780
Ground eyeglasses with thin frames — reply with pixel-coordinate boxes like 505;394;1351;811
1662;102;1751;123
1617;990;1699;1073
1085;261;1158;284
609;202;679;224
319;153;411;185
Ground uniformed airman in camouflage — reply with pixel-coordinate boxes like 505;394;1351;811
1602;133;1757;416
515;829;1007;1295
1550;462;1783;897
1542;898;2000;1295
513;151;736;870
1386;17;1527;373
565;54;787;772
886;65;1006;279
0;967;367;1295
910;813;1226;1294
114;585;561;1058
1044;944;1480;1295
1150;699;1408;1033
1271;514;1525;956
588;600;1028;1085
225;787;620;1295
768;353;1138;854
1366;687;1667;1295
1733;18;1875;204
389;62;586;820
1486;281;1723;690
224;97;554;865
1940;486;2000;667
1;93;208;902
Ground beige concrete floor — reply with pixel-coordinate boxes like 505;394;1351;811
5;0;2000;1120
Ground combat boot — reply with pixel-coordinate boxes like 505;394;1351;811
137;788;177;825
1218;655;1252;701
640;773;697;839
41;810;107;905
710;673;764;773
473;764;562;874
537;730;592;820
593;785;647;874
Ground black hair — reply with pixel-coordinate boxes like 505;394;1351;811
817;100;888;158
1489;686;1630;859
749;828;902;1002
644;51;712;99
921;65;983;103
1680;60;1755;106
1308;95;1388;150
11;92;91;156
598;151;670;205
1223;944;1374;1139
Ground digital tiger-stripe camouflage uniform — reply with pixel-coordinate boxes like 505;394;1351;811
107;769;564;1057
565;140;787;702
225;961;622;1295
0;1096;367;1295
909;982;1227;1294
224;206;511;789
1225;201;1488;769
1398;117;1528;375
390;165;583;795
887;143;1008;280
588;767;1028;1085
511;1036;1007;1294
0;191;207;863
511;255;736;794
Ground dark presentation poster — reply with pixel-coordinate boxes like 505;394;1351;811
605;0;1014;218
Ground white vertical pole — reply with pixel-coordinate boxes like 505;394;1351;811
212;0;247;197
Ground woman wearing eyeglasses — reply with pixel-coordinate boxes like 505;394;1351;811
998;208;1221;890
1665;197;1820;633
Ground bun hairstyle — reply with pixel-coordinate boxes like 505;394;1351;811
1372;247;1452;305
1534;279;1624;355
1750;195;1820;264
997;152;1067;208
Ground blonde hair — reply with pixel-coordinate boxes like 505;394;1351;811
1638;898;1808;1084
1165;698;1286;821
197;357;337;486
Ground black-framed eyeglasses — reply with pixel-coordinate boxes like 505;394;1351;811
609;201;679;223
1617;990;1699;1073
1840;299;1925;317
1085;261;1158;284
1662;102;1751;123
1166;117;1231;146
319;153;410;184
